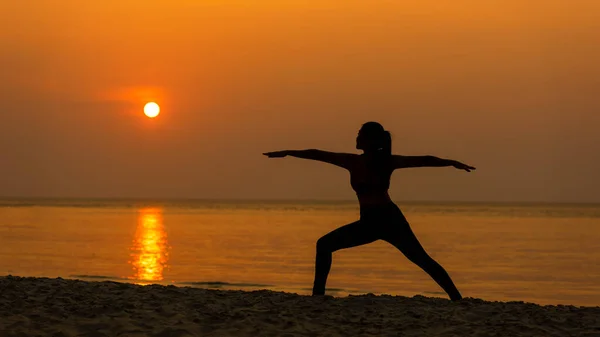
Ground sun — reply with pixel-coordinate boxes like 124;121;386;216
144;102;160;118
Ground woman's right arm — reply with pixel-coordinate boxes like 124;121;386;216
263;149;356;169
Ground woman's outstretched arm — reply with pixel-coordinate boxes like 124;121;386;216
263;149;356;169
392;155;476;172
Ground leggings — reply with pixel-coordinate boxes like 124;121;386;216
312;202;462;301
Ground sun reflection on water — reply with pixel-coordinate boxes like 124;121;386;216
129;208;169;283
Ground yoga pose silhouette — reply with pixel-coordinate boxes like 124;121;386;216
263;121;475;301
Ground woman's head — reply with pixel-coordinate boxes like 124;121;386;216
356;121;391;155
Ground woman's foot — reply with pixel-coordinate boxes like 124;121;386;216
312;289;325;296
450;294;463;302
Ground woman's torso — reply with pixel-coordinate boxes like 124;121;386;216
349;155;394;207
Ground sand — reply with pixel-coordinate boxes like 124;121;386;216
1;276;599;337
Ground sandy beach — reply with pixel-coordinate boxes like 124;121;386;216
0;276;598;336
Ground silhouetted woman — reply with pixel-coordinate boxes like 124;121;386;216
264;121;475;301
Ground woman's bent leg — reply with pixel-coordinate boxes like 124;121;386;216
313;220;378;295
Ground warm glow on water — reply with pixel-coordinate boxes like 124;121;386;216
0;200;599;306
130;208;169;282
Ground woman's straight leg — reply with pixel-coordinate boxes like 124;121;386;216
383;217;463;301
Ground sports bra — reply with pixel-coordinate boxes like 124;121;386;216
350;165;392;196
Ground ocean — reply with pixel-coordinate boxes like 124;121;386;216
1;199;599;306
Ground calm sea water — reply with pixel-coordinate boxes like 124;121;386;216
1;199;599;306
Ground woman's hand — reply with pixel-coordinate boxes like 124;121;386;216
263;151;289;158
452;161;476;172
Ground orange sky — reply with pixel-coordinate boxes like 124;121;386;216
1;1;599;202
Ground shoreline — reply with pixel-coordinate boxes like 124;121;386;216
1;276;599;336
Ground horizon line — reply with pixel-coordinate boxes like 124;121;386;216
0;196;598;206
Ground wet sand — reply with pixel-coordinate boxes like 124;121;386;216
1;276;599;336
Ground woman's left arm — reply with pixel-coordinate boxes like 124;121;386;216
392;155;476;172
